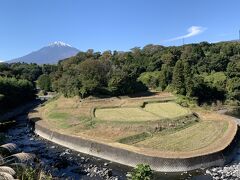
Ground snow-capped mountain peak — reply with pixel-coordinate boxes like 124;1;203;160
8;41;79;64
48;41;72;47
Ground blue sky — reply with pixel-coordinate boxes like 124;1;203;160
0;0;240;60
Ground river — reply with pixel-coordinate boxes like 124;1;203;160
6;102;240;179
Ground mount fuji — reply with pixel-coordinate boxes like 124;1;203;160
8;41;79;64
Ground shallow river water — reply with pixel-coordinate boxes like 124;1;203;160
5;104;240;179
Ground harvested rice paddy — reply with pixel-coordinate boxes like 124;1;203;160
94;102;191;122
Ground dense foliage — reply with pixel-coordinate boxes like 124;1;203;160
0;62;42;81
0;63;57;82
0;77;35;111
52;42;240;104
53;50;147;98
0;63;57;112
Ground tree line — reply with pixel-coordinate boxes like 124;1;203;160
49;41;240;105
1;41;240;108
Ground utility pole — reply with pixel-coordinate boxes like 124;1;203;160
238;29;240;56
182;38;185;45
239;29;240;41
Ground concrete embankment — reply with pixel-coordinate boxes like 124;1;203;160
32;119;239;172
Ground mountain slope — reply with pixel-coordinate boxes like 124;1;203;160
9;41;79;64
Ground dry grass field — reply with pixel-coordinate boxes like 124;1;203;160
143;102;191;119
30;93;235;154
94;101;191;122
95;107;159;121
134;120;228;152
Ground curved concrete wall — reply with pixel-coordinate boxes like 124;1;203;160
33;121;239;172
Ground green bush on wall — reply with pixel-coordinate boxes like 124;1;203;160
128;164;153;180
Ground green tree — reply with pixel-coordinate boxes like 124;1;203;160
226;77;240;101
42;64;57;75
181;45;204;65
78;59;110;97
37;74;52;92
159;64;172;90
183;62;194;96
138;71;161;89
172;60;185;94
108;66;147;95
208;54;229;72
204;72;227;91
191;75;225;104
226;61;240;78
57;74;80;97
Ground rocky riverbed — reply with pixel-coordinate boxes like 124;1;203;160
206;163;240;180
5;114;128;179
206;148;240;180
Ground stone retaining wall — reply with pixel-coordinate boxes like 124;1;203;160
33;120;239;172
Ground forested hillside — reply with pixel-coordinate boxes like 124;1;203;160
51;42;240;105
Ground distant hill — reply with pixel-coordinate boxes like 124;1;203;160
229;39;240;43
8;41;79;64
216;39;240;44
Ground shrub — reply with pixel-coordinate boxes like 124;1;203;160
18;166;52;180
128;164;153;180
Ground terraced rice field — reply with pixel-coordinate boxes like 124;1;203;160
143;102;191;119
94;107;159;122
94;102;191;122
134;120;228;152
32;95;234;155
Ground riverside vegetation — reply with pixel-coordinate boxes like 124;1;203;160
0;140;51;179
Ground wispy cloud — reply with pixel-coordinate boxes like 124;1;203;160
166;26;207;42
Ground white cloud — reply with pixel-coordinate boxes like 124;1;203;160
166;26;207;42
